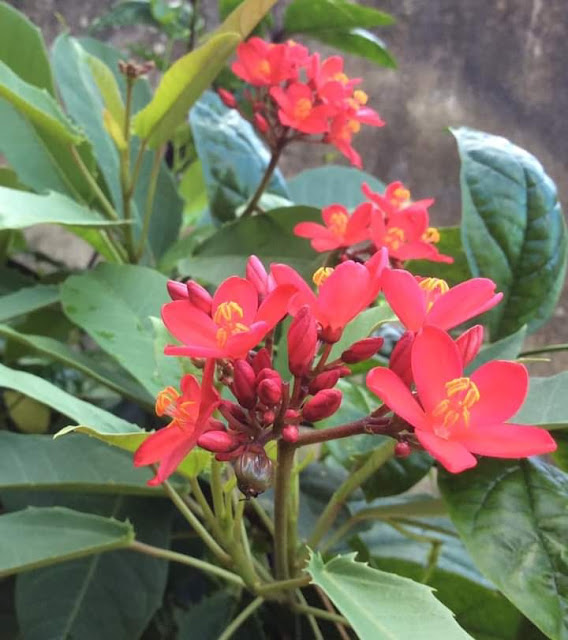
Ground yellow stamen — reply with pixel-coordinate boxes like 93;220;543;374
422;227;440;244
431;377;480;438
155;386;179;416
391;186;411;208
294;97;312;120
313;267;334;288
418;277;450;311
213;301;249;347
257;60;271;77
384;227;405;251
353;89;368;105
333;71;349;84
328;209;348;237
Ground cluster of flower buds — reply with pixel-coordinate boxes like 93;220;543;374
295;180;453;265
218;37;384;167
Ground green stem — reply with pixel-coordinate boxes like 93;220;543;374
287;468;299;574
128;139;148;199
189;476;225;540
230;499;259;588
255;574;311;595
241;146;283;218
290;603;350;626
98;230;127;264
519;343;568;357
250;497;275;538
295;590;324;640
211;458;228;529
274;440;296;579
217;597;264;640
307;441;396;550
129;540;243;587
135;146;163;262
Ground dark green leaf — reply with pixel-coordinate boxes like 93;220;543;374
285;0;394;33
314;28;396;68
288;165;384;208
0;507;134;577
513;371;568;430
439;458;568;640
90;1;156;32
0;284;58;322
180;206;324;286
307;551;472;639
552;431;568;472
190;92;288;222
453;127;568;339
175;591;236;640
465;324;527;375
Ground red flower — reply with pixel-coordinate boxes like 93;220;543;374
232;37;308;86
271;249;387;342
308;54;360;92
294;202;372;252
162;276;293;359
134;374;219;485
382;269;503;332
270;83;332;134
366;326;556;473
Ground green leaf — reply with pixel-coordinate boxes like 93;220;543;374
453;127;568;339
285;0;394;33
0;362;136;432
180;206;324;286
406;226;472;287
0;431;186;494
175;591;236;640
288;165;385;208
307;551;472;639
3;390;50;433
439;458;568;640
0;187;127;230
90;1;156;32
513;371;568;430
217;0;277;38
0;284;58;322
12;495;170;640
466;324;527;373
0;507;134;577
61;263;182;396
0;1;54;94
190;92;288;222
86;54;125;125
314;28;396;68
552;431;568;472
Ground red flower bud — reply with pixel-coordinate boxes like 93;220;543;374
302;388;342;422
251;348;272;374
257;378;282;406
246;255;269;298
256;367;281;385
198;430;239;453
319;325;343;344
455;324;484;368
218;88;237;108
284;409;301;423
288;305;317;376
167;280;188;300
281;424;299;443
389;332;414;387
254;112;269;133
341;337;384;364
186;281;212;314
261;409;275;425
231;359;257;409
338;366;351;377
394;441;412;458
308;369;341;395
219;401;249;426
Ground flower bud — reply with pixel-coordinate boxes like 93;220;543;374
281;424;299;443
197;430;239;453
186;281;212;314
219;401;248;425
251;348;272;374
234;450;274;498
389;332;414;387
261;409;275;425
341;337;384;364
218;88;237;108
302;388;342;422
284;409;301;423
394;441;411;458
167;280;188;300
308;369;341;395
246;255;269;298
231;359;257;409
288;305;317;376
253;112;269;133
319;325;343;344
338;366;351;377
455;324;484;368
257;377;282;406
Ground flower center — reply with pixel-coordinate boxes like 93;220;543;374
430;377;480;438
385;226;405;251
418;277;450;311
390;186;411;209
312;266;334;288
422;226;440;243
333;71;349;84
155;386;179;417
213;301;249;347
353;90;368;105
293;97;313;120
328;209;348;237
257;59;271;79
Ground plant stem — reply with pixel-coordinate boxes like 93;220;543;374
135;146;163;261
99;230;127;264
307;441;396;550
189;476;226;541
273;440;296;579
255;574;311;595
290;603;350;626
241;146;283;218
160;476;231;565
217;597;264;640
519;343;568;356
294;417;391;448
211;458;228;529
230;499;259;588
295;590;324;640
250;497;275;538
315;586;350;640
129;540;243;586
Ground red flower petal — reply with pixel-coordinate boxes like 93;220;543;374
147;435;198;486
212;276;258;324
412;327;463;413
164;344;224;358
294;221;331;239
225;321;269;359
317;261;371;329
366;366;426;428
470;360;528;425
134;424;190;467
256;285;295;328
382;269;427;331
415;430;477;473
458;422;557;458
270;263;315;314
162;301;218;347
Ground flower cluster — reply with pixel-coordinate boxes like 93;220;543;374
294;180;453;264
219;37;384;167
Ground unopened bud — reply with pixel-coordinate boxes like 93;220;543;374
257;378;282;406
319;325;343;344
234;450;274;498
284;409;301;423
394;441;411;458
186;281;212;314
231;359;257;409
218;88;237;108
308;369;341;395
338;366;351;377
198;430;239;453
256;367;281;385
167;280;188;300
288;305;317;376
389;332;414;387
302;388;342;422
341;337;384;364
455;324;484;367
261;409;275;425
251;348;272;374
219;401;249;425
253;112;269;133
281;424;299;443
246;255;269;298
